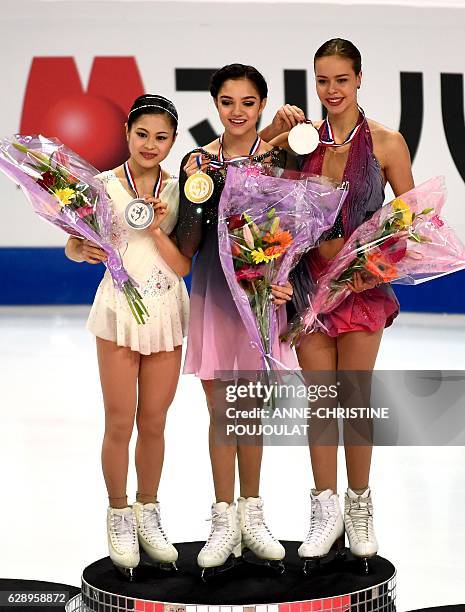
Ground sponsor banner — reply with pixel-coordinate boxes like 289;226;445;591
0;1;464;308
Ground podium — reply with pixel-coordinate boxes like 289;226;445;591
66;541;396;612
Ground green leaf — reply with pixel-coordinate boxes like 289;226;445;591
267;208;275;219
420;207;434;215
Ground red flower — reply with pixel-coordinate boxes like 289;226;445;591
378;236;407;264
227;214;246;230
76;206;94;218
235;266;264;282
37;171;57;190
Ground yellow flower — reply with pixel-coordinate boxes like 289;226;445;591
54;187;76;207
251;247;282;264
391;197;413;226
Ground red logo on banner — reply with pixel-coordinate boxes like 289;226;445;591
20;57;144;170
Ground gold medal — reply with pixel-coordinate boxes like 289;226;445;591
184;170;214;204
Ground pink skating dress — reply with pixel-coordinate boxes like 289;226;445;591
176;148;299;380
87;171;189;354
290;116;399;336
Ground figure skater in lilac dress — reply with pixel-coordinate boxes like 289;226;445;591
176;64;297;576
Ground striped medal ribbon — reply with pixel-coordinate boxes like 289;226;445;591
320;107;365;148
209;134;261;170
123;161;162;230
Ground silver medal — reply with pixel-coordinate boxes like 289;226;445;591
288;122;320;155
124;198;154;230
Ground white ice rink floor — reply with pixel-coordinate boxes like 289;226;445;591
1;307;464;611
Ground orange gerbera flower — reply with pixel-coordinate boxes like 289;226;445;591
364;252;398;282
263;230;293;249
264;245;285;258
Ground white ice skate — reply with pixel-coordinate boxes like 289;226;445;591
107;506;140;580
298;489;345;574
344;487;378;573
133;502;178;570
237;496;285;572
197;502;242;580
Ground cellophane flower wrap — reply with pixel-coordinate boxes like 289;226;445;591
0;135;148;324
218;163;349;371
284;176;465;344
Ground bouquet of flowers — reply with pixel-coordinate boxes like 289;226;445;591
0;135;148;324
218;163;349;371
284;176;465;344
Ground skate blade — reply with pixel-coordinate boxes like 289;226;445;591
114;564;137;581
200;554;241;582
140;559;178;572
302;537;347;575
354;553;376;575
241;548;285;574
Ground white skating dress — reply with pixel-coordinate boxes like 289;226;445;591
87;170;189;354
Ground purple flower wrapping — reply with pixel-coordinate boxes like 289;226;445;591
0;135;148;324
218;163;348;370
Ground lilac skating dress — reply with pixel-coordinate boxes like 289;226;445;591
176;147;299;380
290;116;399;336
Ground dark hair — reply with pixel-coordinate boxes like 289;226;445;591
314;38;362;75
209;64;268;100
127;94;178;131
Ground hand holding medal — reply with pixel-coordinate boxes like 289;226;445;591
123;160;162;230
183;154;214;204
288;106;366;155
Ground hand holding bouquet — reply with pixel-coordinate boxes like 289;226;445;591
0;135;148;324
284;176;465;344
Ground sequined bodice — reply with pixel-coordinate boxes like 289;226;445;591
176;147;293;259
302;117;385;239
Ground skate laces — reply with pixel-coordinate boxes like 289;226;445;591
143;505;169;544
111;512;137;548
246;501;276;541
306;498;336;543
347;498;372;541
205;509;230;548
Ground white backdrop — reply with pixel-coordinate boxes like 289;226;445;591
1;3;465;610
0;0;464;247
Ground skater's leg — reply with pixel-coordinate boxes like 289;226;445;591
336;329;383;491
296;331;339;492
237;381;262;498
97;337;140;507
96;338;140;575
135;346;182;500
296;332;343;564
202;379;236;504
132;347;181;566
197;380;241;571
337;329;383;562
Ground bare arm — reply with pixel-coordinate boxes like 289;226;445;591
269;132;291;150
144;195;191;277
259;105;306;142
148;227;191;277
384;132;415;196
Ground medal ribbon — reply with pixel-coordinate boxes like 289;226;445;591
209;134;261;169
124;161;162;199
320;107;365;148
